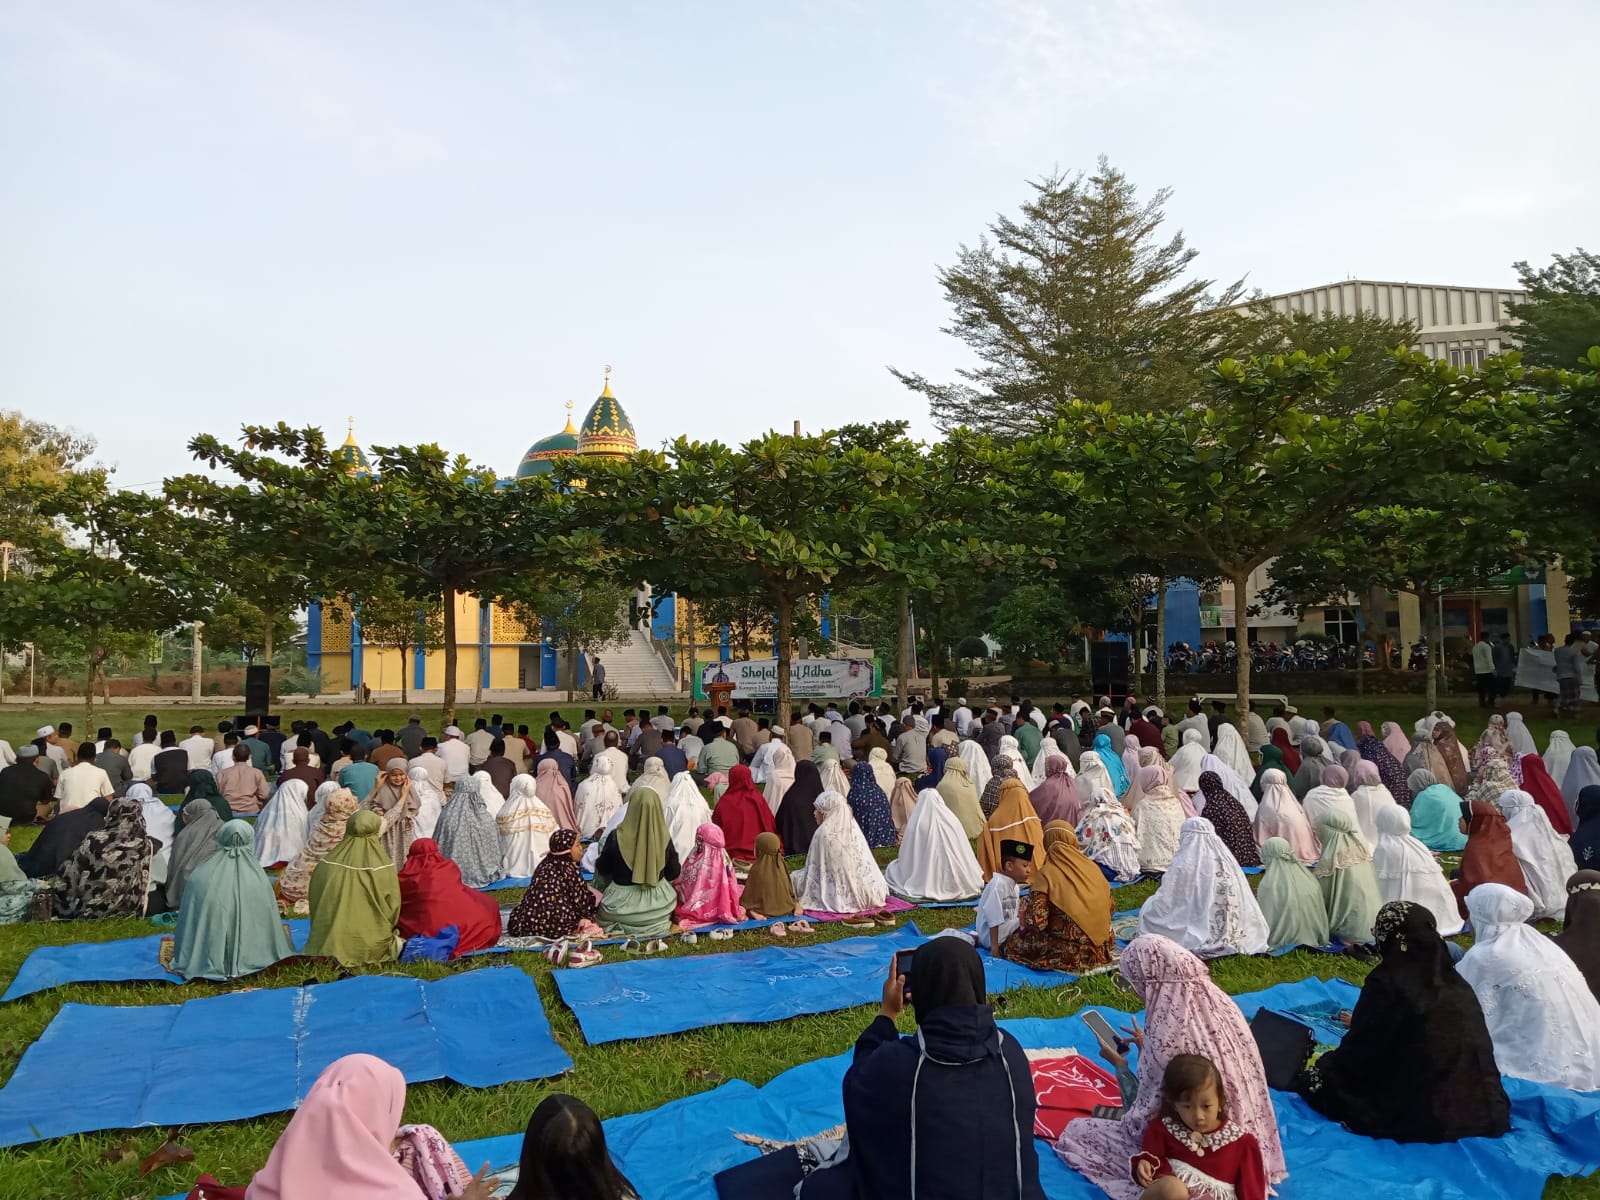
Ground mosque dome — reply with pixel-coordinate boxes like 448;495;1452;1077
576;370;637;458
333;419;375;478
515;407;580;478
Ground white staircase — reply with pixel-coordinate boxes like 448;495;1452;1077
597;629;680;699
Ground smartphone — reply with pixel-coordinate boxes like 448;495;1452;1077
893;949;916;1001
1081;1010;1128;1053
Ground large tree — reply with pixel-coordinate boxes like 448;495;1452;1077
892;157;1245;437
201;591;300;666
496;570;632;702
1033;349;1520;724
1502;249;1600;369
0;410;96;566
324;578;445;705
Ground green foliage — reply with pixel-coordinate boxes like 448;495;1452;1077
1503;248;1600;369
0;409;96;564
495;571;632;700
988;582;1079;669
1232;306;1420;415
276;665;323;697
892;157;1245;437
201;592;299;665
954;635;991;660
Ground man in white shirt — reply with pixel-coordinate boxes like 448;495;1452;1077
38;726;71;773
649;705;675;733
56;741;116;813
555;721;579;759
465;720;495;768
951;699;974;737
596;731;630;784
180;725;215;772
437;726;472;783
408;737;448;790
210;735;240;776
127;733;162;782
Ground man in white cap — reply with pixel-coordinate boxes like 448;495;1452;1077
240;725;272;772
437;725;471;785
951;697;973;737
36;726;69;773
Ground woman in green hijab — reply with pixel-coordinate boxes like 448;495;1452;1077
304;809;401;967
1314;808;1383;951
1256;835;1330;950
593;786;681;938
1253;744;1287;800
173;770;231;833
170;819;294;980
0;816;37;924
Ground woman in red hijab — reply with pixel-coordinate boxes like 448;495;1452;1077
711;764;777;864
1450;801;1530;919
397;838;503;956
1518;754;1574;835
1270;728;1302;775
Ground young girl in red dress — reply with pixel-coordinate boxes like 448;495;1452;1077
1130;1053;1267;1200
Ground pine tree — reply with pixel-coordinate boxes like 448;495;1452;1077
892;157;1244;437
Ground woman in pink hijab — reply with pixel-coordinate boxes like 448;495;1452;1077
1054;935;1286;1199
1253;766;1320;863
1029;755;1081;827
673;823;746;927
532;758;577;831
1381;721;1413;765
246;1054;495;1200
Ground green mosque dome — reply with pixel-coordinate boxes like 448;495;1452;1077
333;419;375;478
576;373;637;458
515;410;581;478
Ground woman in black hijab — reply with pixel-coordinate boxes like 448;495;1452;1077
15;797;109;878
1198;771;1262;867
798;937;1044;1199
1296;900;1510;1142
1571;786;1600;870
775;760;825;857
1557;869;1600;1001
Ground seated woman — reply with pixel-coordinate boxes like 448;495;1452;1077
1006;821;1115;972
55;796;154;920
1073;751;1119;810
1256;836;1330;951
936;753;986;839
398;838;503;957
1372;806;1465;936
1091;733;1131;796
1133;764;1185;876
304;810;401;968
1315;809;1383;951
15;796;108;879
1450;801;1528;918
594;787;681;938
533;758;577;830
790;791;889;916
409;766;445;840
866;746;896;795
764;742;797;817
170;819;294;980
884;788;984;903
1252;768;1317;864
797;937;1045;1200
1518;754;1573;835
1458;882;1600;1090
1407;769;1469;851
977;778;1045;881
0;816;37;924
574;755;624;840
506;830;603;942
278;787;360;914
1076;787;1141;882
253;778;310;870
505;1094;639;1200
712;765;777;865
1196;771;1260;868
1301;764;1360;842
245;1053;497;1200
888;777;918;836
498;776;558;879
1138;818;1269;958
661;769;712;863
1466;758;1517;810
977;757;1019;820
1557;869;1600;1000
1288;736;1328;798
174;770;230;831
775;760;825;857
1057;934;1286;1198
1499;788;1578;920
1297;901;1509;1143
1347;761;1399;849
434;775;503;890
740;832;802;920
1571;786;1600;868
844;761;898;849
674;823;745;927
1030;755;1080;827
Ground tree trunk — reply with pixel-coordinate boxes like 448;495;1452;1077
1155;577;1168;709
83;656;95;732
441;596;458;725
929;605;943;698
1433;589;1449;705
399;642;410;705
1229;570;1252;734
262;608;276;670
1130;600;1146;692
775;593;794;725
897;586;912;705
566;638;578;702
1420;586;1438;711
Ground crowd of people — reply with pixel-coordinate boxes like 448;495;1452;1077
1;689;1597;1198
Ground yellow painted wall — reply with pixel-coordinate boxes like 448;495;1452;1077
421;647;483;691
319;651;353;690
360;647;411;694
1545;566;1573;638
490;646;522;689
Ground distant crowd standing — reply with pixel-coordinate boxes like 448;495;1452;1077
0;686;1597;1199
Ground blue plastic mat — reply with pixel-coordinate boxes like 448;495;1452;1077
0;967;571;1148
552;921;1079;1044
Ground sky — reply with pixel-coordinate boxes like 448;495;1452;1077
2;0;1592;491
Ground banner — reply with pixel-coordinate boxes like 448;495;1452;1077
694;657;881;700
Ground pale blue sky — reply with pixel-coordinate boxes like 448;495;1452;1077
2;1;1591;489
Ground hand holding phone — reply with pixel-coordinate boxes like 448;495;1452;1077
893;949;916;1003
1081;1010;1128;1055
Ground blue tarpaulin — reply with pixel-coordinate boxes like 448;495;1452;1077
552;922;1080;1044
0;967;571;1148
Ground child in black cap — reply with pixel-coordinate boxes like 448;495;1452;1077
975;839;1034;958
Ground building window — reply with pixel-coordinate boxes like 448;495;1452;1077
1324;606;1360;645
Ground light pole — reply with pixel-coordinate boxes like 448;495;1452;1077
0;539;12;704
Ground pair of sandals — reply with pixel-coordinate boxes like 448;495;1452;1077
679;929;737;945
840;911;898;929
768;919;815;938
543;938;603;968
622;937;672;955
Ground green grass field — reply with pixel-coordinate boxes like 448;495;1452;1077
0;695;1595;1199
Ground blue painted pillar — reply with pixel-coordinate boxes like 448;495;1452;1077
540;637;558;688
413;644;426;692
719;625;730;662
306;601;323;672
820;594;832;640
350;610;364;691
479;603;492;691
